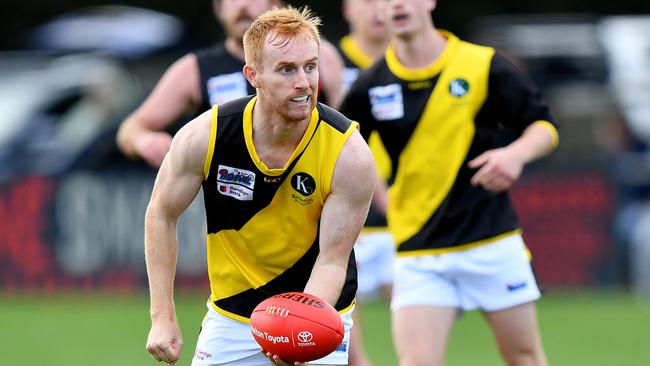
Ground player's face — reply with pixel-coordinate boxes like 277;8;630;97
255;32;319;123
216;0;277;41
345;0;388;43
379;0;436;38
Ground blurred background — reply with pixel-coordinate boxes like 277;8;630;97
1;0;650;365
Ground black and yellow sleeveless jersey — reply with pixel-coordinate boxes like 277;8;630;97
195;44;255;111
338;35;391;229
201;96;359;322
340;31;559;256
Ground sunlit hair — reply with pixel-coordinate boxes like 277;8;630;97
243;6;321;70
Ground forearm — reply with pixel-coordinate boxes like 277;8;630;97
507;121;558;164
304;258;348;306
145;212;179;322
116;115;145;157
372;179;388;216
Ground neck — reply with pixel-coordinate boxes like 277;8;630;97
393;27;446;69
352;33;390;61
225;37;245;61
251;101;311;169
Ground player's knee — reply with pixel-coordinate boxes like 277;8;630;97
502;346;545;366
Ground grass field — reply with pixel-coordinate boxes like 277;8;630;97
1;289;649;365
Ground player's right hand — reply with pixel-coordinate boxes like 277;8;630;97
264;351;307;366
134;131;173;168
146;319;183;365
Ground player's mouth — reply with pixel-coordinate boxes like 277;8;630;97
393;13;409;24
290;95;310;103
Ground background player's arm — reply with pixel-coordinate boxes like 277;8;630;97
468;52;559;193
318;39;346;108
116;54;202;167
468;121;558;193
144;111;210;364
304;130;376;305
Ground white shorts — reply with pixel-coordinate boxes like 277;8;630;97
390;233;541;313
355;230;395;299
192;303;353;366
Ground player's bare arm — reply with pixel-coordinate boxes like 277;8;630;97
468;121;559;193
144;110;211;364
318;39;346;108
116;54;202;167
304;130;376;305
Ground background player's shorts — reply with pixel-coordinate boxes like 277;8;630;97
390;233;541;313
355;230;395;299
191;303;354;366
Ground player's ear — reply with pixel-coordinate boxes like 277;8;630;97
243;65;260;88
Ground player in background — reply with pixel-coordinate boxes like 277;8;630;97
143;6;376;366
116;0;345;168
340;0;559;365
336;1;392;365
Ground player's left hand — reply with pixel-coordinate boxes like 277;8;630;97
468;147;523;193
263;351;307;366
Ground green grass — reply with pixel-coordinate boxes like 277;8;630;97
1;289;649;365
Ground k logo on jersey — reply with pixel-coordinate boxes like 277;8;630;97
449;78;470;97
291;173;316;196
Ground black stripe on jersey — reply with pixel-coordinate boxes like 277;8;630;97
214;231;358;316
316;102;353;134
218;96;253;117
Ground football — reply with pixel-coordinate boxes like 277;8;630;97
250;292;344;362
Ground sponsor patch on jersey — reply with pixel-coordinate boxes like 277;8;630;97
449;78;470;97
342;67;360;92
368;83;404;121
216;165;255;201
207;72;249;105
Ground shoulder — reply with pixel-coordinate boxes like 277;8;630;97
332;130;376;193
168;109;212;174
164;52;199;77
317;103;354;133
218;96;254;118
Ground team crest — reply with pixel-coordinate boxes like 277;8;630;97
291;172;315;206
449;78;470;97
216;165;255;201
291;173;316;196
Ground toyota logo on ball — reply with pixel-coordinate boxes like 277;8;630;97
297;331;313;343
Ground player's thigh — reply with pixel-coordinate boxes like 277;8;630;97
483;302;545;358
455;235;541;312
392;305;457;366
390;256;459;365
191;308;266;366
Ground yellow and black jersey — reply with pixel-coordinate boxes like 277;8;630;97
201;96;358;322
339;31;559;255
338;35;391;229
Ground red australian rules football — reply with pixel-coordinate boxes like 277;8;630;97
250;292;344;362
